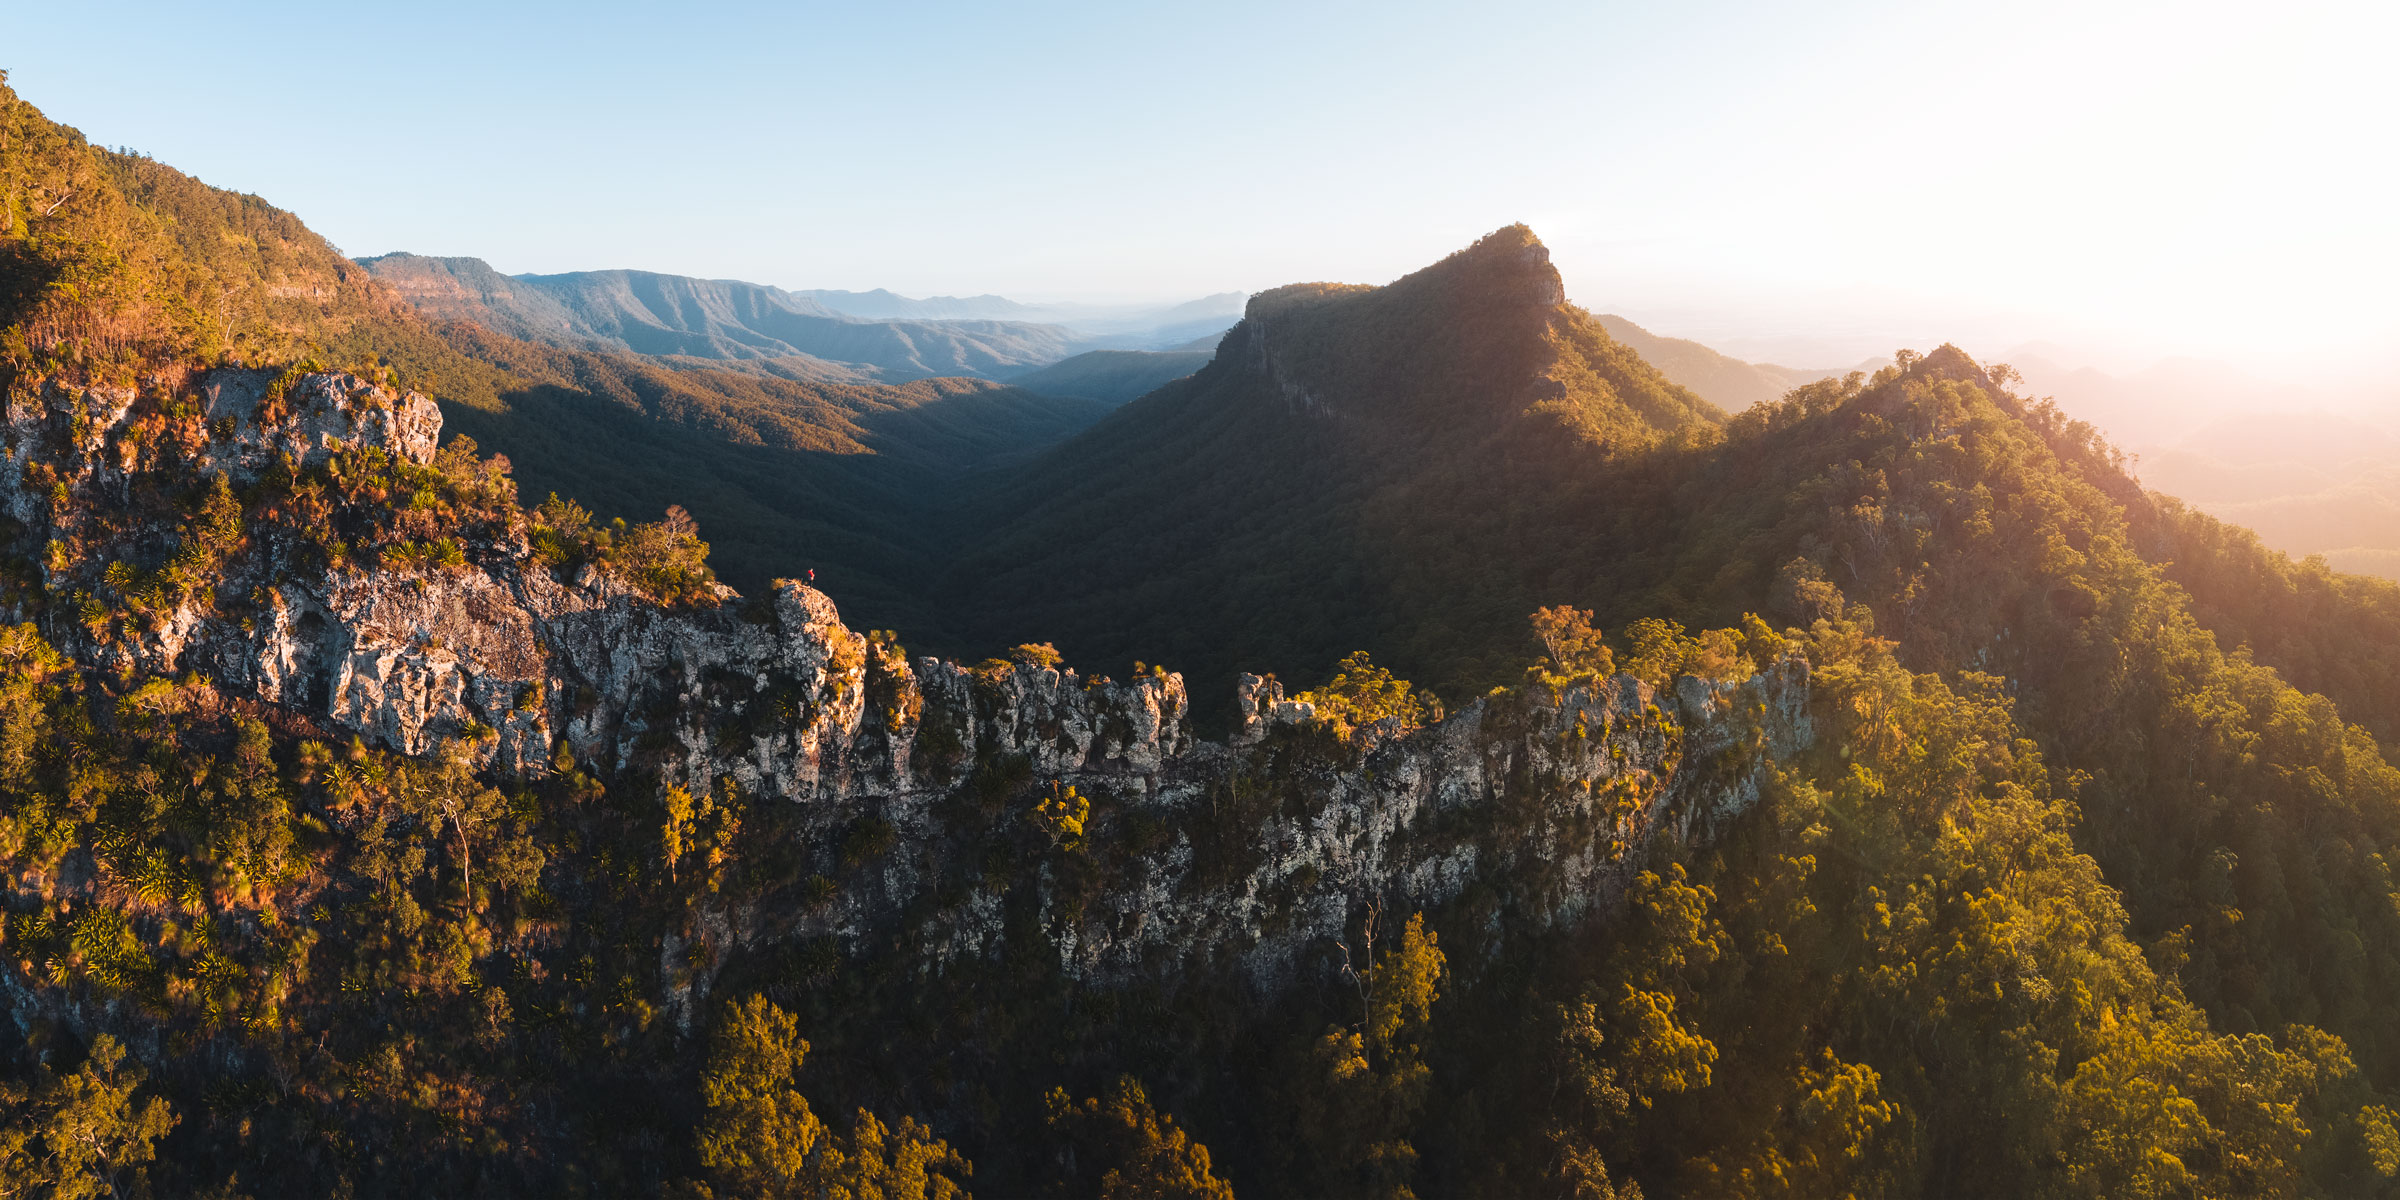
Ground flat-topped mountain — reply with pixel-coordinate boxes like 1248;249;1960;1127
950;225;1723;709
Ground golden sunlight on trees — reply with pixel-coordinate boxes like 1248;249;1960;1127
694;993;825;1196
1045;1076;1235;1200
0;1034;177;1200
1290;911;1446;1200
1531;604;1615;679
687;994;970;1200
1299;652;1442;735
1031;782;1090;852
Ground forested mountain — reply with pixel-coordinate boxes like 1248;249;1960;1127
1001;348;1215;405
434;328;1111;630
360;253;1080;382
949;226;1725;716
0;101;1109;626
13;74;2400;1200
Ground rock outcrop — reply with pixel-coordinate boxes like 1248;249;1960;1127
1;367;1813;1004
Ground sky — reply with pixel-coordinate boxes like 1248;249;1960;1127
7;0;2396;378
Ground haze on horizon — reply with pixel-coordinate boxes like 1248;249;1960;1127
8;0;2394;384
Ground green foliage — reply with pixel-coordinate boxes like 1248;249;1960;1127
691;994;970;1200
1011;642;1065;670
1031;783;1091;851
695;993;828;1197
0;1034;177;1200
1287;911;1446;1200
1531;604;1614;679
527;495;718;605
1044;1076;1235;1200
1298;651;1441;735
19;74;2400;1199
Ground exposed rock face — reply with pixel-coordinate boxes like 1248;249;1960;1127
2;367;1813;1001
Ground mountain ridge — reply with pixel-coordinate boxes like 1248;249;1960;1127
949;224;1724;713
359;252;1081;382
1592;311;1864;410
12;75;2400;1199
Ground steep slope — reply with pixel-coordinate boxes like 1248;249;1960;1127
952;225;1723;715
361;253;1080;381
1593;312;1849;409
15;79;2400;1199
1001;347;1213;405
950;218;2400;1143
0;81;1112;628
1573;351;2400;1098
436;323;1111;624
0;358;2347;1200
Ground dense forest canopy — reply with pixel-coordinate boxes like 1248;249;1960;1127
9;72;2400;1200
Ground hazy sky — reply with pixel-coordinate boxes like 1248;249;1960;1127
8;0;2395;375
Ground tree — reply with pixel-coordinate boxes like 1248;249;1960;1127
1531;605;1614;677
1621;619;1699;688
814;1109;971;1200
691;995;971;1200
1292;911;1446;1200
695;994;827;1199
0;1034;178;1200
1045;1076;1234;1200
1010;643;1064;670
1299;652;1441;734
662;782;697;883
1032;783;1090;851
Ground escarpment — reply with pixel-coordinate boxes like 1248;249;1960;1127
1;366;1811;1000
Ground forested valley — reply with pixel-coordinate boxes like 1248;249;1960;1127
7;72;2400;1199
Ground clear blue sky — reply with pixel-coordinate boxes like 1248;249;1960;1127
8;0;2395;372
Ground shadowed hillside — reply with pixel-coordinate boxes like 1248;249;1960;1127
1002;347;1214;405
950;225;1724;708
17;73;2400;1200
0;93;1111;629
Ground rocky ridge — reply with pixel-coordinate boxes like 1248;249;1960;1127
1;367;1812;1005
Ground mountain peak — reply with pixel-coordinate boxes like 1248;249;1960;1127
1214;224;1705;448
1242;224;1562;326
1404;222;1565;308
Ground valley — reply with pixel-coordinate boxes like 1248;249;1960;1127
4;62;2400;1200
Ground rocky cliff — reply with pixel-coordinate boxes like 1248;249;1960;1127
1;367;1810;1009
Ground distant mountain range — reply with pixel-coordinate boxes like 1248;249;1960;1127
358;254;1089;383
2132;408;2400;579
19;56;2400;1193
357;254;1247;387
1591;313;1875;409
1983;352;2400;580
788;288;1046;321
797;286;1248;345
